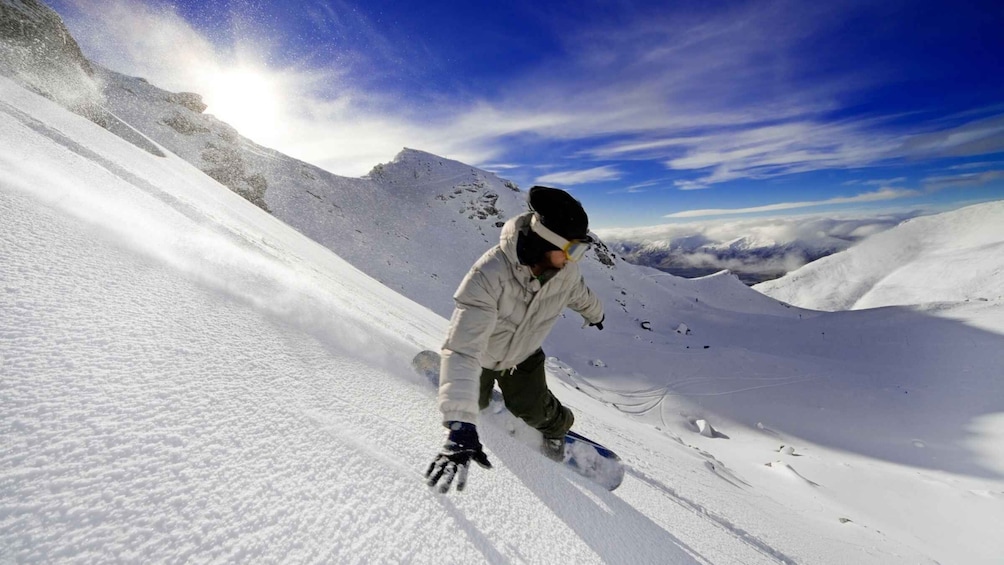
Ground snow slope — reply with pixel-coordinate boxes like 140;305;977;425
754;202;1004;322
4;28;1004;565
0;77;706;564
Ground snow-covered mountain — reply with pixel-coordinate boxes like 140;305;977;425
604;235;837;285
96;60;548;316
3;2;1004;564
755;202;1004;320
91;55;627;319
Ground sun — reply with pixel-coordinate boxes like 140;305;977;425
202;66;285;144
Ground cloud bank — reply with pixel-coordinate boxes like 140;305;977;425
597;211;922;284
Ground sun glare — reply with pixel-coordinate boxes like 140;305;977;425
203;67;285;144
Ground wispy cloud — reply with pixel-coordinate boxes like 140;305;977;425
632;112;1004;190
494;4;1004;188
606;180;668;194
481;163;520;171
535;166;622;186
842;177;908;187
63;0;855;179
58;0;511;175
947;161;1004;171
923;170;1004;191
902;114;1004;158
664;188;920;219
57;0;1004;187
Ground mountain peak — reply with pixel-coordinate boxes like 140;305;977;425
366;147;521;197
369;147;481;176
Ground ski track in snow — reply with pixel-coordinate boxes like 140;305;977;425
626;469;796;564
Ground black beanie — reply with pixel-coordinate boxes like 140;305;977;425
527;186;590;241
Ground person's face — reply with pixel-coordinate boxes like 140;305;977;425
543;249;568;270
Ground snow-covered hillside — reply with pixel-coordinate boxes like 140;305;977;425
755;202;1004;323
4;2;1004;563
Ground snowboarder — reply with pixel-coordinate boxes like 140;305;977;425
425;186;605;493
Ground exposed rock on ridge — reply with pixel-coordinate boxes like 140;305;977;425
0;0;166;156
0;0;98;111
166;92;207;114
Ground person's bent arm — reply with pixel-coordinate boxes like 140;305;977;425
439;269;498;425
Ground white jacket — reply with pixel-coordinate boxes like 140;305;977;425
439;212;605;424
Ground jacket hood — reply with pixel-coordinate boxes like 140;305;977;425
499;212;532;266
498;212;543;292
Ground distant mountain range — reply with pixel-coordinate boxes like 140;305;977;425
605;238;841;285
598;214;912;285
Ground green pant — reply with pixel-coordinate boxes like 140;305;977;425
478;349;574;439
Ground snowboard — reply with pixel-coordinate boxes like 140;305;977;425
412;349;625;491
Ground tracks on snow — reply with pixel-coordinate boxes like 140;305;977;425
626;467;798;564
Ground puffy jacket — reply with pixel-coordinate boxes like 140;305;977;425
439;212;604;424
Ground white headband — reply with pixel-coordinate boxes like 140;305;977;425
530;213;573;249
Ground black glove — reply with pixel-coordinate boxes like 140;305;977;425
589;315;605;331
425;422;492;493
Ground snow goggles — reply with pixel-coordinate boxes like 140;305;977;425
530;214;592;262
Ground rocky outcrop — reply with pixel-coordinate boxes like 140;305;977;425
166;92;207;114
0;0;168;157
202;142;270;211
439;179;508;223
161;112;211;135
0;0;92;73
95;67;276;206
591;238;617;268
0;0;100;112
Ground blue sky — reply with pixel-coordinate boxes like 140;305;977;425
52;0;1004;228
